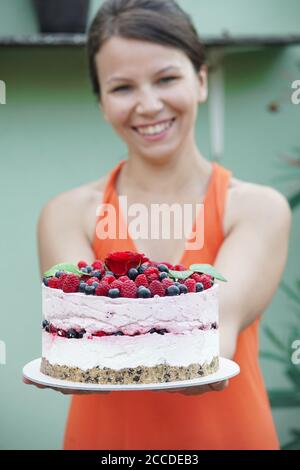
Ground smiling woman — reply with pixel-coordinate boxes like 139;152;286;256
31;0;291;451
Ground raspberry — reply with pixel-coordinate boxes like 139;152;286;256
110;280;123;290
147;273;159;283
77;260;88;269
57;273;68;289
144;267;159;276
120;280;137;298
62;274;80;293
161;278;174;289
86;277;100;286
47;277;60;289
93;331;107;337
102;274;116;284
191;273;203;283
184;278;196;293
95;281;110;296
135;274;149;288
197;274;212;290
174;264;186;271
149;280;165;297
118;275;130;283
92;260;103;270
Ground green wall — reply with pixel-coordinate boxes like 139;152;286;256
0;0;300;450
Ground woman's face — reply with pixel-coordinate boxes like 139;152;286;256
95;36;207;162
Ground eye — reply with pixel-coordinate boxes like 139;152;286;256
111;85;131;93
158;76;178;84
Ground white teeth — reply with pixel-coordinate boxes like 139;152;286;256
136;119;174;136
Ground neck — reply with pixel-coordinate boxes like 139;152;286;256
123;145;212;195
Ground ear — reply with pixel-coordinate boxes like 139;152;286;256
196;64;208;104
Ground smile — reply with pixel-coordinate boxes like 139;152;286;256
133;118;176;137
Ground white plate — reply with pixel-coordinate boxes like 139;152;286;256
23;358;240;392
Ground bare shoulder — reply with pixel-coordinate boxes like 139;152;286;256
224;177;292;235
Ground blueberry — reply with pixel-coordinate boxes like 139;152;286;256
179;284;188;294
67;329;78;339
128;268;139;280
158;264;169;273
42;320;49;329
55;271;64;278
157;329;168;335
149;328;157;334
86;266;93;273
196;282;204;292
77;329;86;338
174;282;182;287
91;270;101;279
138;264;148;274
211;322;218;329
85;285;96;295
137;287;152;298
159;272;169;281
80;267;88;274
79;282;86;293
105;271;114;277
166;285;180;296
43;277;49;286
108;288;120;298
113;331;124;336
92;282;100;288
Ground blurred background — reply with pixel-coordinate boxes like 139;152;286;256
0;0;300;450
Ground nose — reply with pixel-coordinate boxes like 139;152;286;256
135;86;163;115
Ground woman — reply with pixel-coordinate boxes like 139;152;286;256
33;0;291;449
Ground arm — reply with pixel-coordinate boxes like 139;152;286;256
215;184;292;360
37;189;95;277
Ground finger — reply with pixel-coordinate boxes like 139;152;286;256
208;380;228;392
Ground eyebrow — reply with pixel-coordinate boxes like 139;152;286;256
106;65;181;85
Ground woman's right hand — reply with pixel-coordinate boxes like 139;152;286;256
23;376;111;395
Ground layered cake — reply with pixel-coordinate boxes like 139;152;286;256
41;251;224;384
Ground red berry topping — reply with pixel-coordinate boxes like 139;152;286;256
174;264;186;271
57;273;69;289
149;280;166;297
95;281;110;296
184;278;196;293
161;278;174;289
197;274;212;290
110;280;123;290
92;260;103;270
77;260;88;269
118;275;130;283
135;274;149;288
120;280;137;298
103;274;116;284
191;273;203;283
86;277;100;285
147;273;159;283
47;277;60;289
144;267;159;276
62;274;80;293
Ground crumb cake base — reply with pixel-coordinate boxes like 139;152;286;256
40;356;219;385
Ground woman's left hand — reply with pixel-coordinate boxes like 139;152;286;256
154;379;228;396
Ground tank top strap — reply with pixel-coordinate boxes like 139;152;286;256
102;159;127;205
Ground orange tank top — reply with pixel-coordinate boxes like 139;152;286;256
64;160;279;450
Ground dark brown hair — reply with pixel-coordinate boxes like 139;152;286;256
87;0;206;99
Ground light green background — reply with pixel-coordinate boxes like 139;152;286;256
0;0;300;450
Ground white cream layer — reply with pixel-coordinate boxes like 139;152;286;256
42;284;218;335
42;329;219;370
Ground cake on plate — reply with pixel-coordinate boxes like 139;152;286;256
41;251;225;384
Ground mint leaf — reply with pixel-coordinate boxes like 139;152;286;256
44;263;84;278
189;264;227;282
168;269;194;281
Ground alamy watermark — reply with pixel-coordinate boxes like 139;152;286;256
0;340;6;365
291;339;300;365
96;196;205;250
0;80;6;104
291;80;300;105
